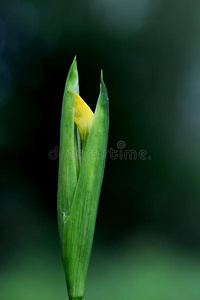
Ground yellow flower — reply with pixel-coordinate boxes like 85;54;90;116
74;93;94;146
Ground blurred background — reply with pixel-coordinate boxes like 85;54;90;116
1;0;200;299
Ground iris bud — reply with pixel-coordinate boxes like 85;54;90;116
57;57;109;300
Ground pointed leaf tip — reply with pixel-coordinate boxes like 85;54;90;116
100;70;107;94
71;56;77;70
99;71;108;101
65;57;79;94
101;69;104;81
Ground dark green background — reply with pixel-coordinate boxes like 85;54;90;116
1;0;200;299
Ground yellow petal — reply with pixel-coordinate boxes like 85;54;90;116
74;93;94;144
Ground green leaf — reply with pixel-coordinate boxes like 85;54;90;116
57;57;80;240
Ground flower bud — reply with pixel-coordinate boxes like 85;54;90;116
74;93;94;150
57;57;109;300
